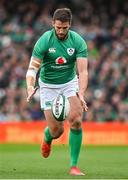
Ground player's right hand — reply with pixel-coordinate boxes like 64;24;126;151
27;86;39;102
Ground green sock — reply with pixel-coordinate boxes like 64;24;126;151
44;127;53;144
69;128;82;167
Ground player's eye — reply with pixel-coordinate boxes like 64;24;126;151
63;27;68;29
56;27;61;29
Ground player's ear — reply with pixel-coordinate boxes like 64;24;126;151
69;21;71;27
52;20;55;27
69;23;71;28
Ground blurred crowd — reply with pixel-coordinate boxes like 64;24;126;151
0;0;128;122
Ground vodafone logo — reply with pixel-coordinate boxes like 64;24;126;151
55;57;67;64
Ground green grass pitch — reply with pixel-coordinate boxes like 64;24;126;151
0;144;128;179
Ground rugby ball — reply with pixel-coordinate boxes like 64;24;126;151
52;94;70;121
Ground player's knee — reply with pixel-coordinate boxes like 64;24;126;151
69;110;82;129
70;119;82;129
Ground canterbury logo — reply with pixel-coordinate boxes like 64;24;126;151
48;48;56;53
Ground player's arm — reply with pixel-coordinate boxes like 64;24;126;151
77;57;88;111
26;57;41;102
26;33;47;102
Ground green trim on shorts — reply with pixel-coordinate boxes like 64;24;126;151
41;100;52;111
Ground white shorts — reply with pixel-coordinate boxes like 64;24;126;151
39;76;79;110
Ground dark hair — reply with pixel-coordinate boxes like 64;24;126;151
53;8;72;23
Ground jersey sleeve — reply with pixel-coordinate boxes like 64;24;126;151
75;35;88;58
32;33;48;60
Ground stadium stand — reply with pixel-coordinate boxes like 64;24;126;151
0;0;128;121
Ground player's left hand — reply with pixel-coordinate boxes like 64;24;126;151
27;86;39;102
77;93;88;111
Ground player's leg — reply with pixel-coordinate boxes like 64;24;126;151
68;96;85;175
62;77;85;175
39;80;64;158
41;110;64;158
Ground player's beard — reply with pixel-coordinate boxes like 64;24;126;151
56;32;68;40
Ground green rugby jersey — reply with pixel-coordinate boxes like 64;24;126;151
32;29;88;84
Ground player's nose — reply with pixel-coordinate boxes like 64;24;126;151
59;29;64;34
